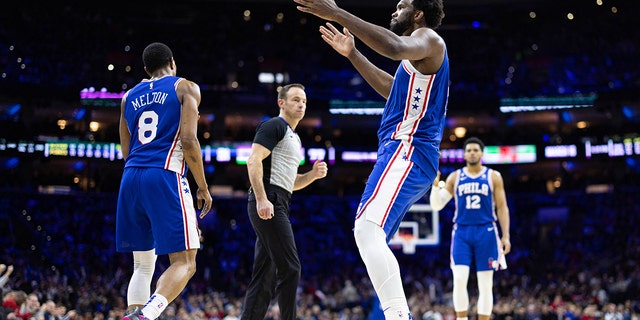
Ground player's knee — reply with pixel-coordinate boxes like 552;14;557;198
133;249;156;275
353;218;386;248
452;265;470;284
353;218;366;246
185;259;197;278
477;270;494;292
135;261;155;275
170;251;198;277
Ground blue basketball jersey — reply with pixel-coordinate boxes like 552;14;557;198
123;75;187;175
377;52;449;171
453;167;496;225
356;52;450;238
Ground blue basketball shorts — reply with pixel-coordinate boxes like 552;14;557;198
116;167;200;255
356;141;436;242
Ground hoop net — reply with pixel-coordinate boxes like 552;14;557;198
399;234;417;254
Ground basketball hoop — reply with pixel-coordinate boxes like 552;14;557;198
400;234;417;254
389;221;420;254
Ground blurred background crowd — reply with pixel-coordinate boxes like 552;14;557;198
1;0;639;320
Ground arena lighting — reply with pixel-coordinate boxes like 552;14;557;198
584;138;640;158
80;87;125;99
544;145;578;158
499;93;597;113
329;107;384;115
329;99;385;115
258;72;285;84
89;121;100;132
453;127;466;138
80;87;125;107
341;151;377;162
483;145;537;164
500;104;592;113
8;136;640;164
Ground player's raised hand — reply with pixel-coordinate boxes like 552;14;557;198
319;23;355;58
294;0;339;21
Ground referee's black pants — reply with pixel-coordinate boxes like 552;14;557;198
241;186;301;320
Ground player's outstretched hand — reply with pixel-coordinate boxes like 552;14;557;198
294;0;339;21
319;23;355;58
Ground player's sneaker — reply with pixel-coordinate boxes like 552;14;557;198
121;307;150;320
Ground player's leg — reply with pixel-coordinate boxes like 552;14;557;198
126;249;157;315
476;270;494;320
474;222;502;320
133;169;201;320
354;142;430;320
452;265;470;319
117;167;157;317
354;218;407;319
451;225;472;320
138;248;197;319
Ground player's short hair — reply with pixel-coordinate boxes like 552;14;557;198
413;0;445;29
463;137;485;151
278;83;305;100
143;42;173;73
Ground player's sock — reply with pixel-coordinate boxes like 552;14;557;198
383;305;411;319
141;294;168;319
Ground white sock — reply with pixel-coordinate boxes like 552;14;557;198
458;317;468;320
141;294;168;320
383;305;411;320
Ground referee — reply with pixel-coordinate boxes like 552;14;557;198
240;83;328;320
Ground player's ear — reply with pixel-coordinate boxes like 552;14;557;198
414;9;424;22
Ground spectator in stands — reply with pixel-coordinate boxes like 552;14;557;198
0;265;13;292
16;293;40;320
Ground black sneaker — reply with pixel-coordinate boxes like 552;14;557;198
122;307;151;320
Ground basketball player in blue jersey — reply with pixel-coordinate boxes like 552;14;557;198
117;42;213;320
296;0;447;319
429;137;511;320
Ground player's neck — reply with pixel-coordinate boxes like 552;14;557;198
466;164;483;175
149;71;172;80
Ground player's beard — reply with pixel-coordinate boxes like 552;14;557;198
390;18;411;36
467;159;481;166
